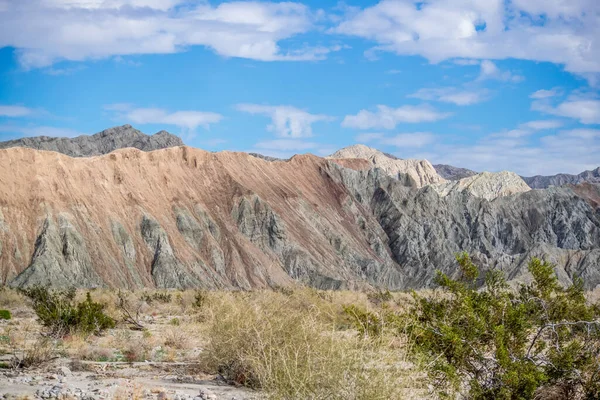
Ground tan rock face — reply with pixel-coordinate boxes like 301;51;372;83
329;144;445;188
432;171;531;201
0;146;401;289
0;144;598;291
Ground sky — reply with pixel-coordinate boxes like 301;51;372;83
0;0;599;176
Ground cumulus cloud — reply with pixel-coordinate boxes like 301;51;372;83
478;60;524;82
408;87;489;106
0;105;33;117
530;89;560;99
0;1;341;68
332;0;600;78
532;96;600;124
342;104;451;130
236;104;333;138
105;104;223;130
422;128;600;176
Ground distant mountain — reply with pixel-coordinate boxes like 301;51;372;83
432;171;531;201
330;144;444;187
0;124;183;157
522;167;600;189
433;164;478;180
249;153;286;162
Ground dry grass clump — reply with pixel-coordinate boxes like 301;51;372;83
1;321;56;368
201;289;421;400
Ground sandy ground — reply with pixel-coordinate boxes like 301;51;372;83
0;358;260;399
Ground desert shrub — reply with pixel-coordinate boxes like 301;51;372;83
202;291;407;400
343;304;383;338
0;309;11;320
409;253;600;400
367;289;393;306
20;287;115;337
141;291;172;304
0;287;25;309
11;336;55;368
193;290;209;309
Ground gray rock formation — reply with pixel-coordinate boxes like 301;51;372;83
10;214;103;288
331;165;600;288
522;167;600;189
432;171;531;201
330;144;445;187
1;143;599;291
433;164;478;180
249;153;286;161
0;125;183;156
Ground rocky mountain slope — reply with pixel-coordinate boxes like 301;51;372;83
432;171;531;201
0;125;183;157
0;144;599;290
522;167;600;189
330;145;444;187
433;164;478;180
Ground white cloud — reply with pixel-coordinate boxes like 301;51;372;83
379;132;436;148
355;131;435;149
342;104;451;130
254;139;320;151
355;132;384;142
563;128;600;139
530;89;560;99
423;130;600;176
0;105;33;117
106;104;223;130
236;104;333;138
519;120;563;130
453;59;480;66
409;87;488;106
333;0;600;78
0;124;85;138
490;120;563;139
44;0;182;10
478;60;524;82
0;1;341;68
532;97;600;124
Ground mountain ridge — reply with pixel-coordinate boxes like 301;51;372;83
0;124;183;157
0;144;599;290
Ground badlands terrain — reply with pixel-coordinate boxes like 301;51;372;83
0;125;599;291
0;125;599;399
0;125;600;290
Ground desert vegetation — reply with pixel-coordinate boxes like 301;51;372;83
1;256;600;399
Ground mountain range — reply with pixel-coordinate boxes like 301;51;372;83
0;126;598;290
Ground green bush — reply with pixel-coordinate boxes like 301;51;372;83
409;253;600;399
20;287;115;337
343;304;383;338
0;309;11;320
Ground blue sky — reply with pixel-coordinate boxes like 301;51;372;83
0;0;599;175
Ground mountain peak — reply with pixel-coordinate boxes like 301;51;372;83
0;125;183;157
330;144;444;187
